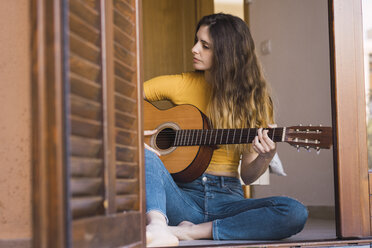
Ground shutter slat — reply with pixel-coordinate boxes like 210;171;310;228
70;13;101;46
71;196;103;219
70;74;102;101
70;0;100;28
116;195;138;212
116;130;136;147
79;0;100;12
114;43;135;68
70;136;102;158
113;10;134;37
70;34;101;65
114;0;134;18
114;61;135;82
70;94;102;121
115;111;136;129
71;117;102;139
114;27;135;52
116;162;137;179
116;146;137;163
115;76;135;98
71;178;103;197
70;157;103;177
70;55;101;82
115;94;136;113
116;179;138;195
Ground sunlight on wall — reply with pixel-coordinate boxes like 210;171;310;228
214;0;244;19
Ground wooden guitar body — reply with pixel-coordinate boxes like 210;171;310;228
143;101;214;182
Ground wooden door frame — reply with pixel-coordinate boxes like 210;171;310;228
30;0;372;247
329;0;371;238
31;0;70;247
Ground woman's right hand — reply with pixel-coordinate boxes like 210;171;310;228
144;130;161;156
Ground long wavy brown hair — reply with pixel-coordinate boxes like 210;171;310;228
196;13;274;153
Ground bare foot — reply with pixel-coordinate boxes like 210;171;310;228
146;222;179;247
169;221;196;240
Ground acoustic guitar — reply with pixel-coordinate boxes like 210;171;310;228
143;101;333;183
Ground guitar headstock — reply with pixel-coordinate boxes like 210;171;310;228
284;125;333;151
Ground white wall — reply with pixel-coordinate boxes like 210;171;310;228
249;0;334;206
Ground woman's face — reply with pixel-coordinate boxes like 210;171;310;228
192;25;213;71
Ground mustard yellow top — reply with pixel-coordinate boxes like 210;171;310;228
144;72;241;174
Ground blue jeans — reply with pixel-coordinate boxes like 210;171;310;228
145;149;308;240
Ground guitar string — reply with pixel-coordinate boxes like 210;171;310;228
153;129;284;144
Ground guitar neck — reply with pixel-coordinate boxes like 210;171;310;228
172;128;285;147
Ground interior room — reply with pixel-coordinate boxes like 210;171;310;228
142;0;335;245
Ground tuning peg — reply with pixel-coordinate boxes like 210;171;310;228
296;145;300;152
306;146;310;152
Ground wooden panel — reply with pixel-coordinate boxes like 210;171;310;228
70;74;102;101
80;0;100;12
33;0;145;246
70;34;101;65
116;179;139;194
71;178;103;196
329;0;371;237
70;94;102;121
72;213;142;248
114;60;135;82
113;9;135;37
116;195;139;211
70;157;103;178
114;26;135;52
196;0;214;21
69;0;105;222
70;13;101;46
71;197;103;219
115;111;136;129
70;136;102;158
115;76;136;98
142;0;197;80
70;55;101;82
70;0;100;27
115;93;136;113
71;117;102;139
116;129;137;146
31;0;68;247
116;162;138;178
370;172;372;194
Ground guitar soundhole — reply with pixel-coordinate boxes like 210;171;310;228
156;128;176;150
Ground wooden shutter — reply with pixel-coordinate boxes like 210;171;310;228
32;0;145;247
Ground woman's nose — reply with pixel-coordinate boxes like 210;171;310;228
191;44;199;54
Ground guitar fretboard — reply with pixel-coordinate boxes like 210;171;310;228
170;128;285;147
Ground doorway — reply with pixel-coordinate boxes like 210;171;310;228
142;0;336;245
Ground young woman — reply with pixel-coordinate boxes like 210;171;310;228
144;13;308;247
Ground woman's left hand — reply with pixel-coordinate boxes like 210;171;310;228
144;130;161;156
252;124;277;159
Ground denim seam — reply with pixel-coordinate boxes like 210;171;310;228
212;219;219;240
161;170;205;215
